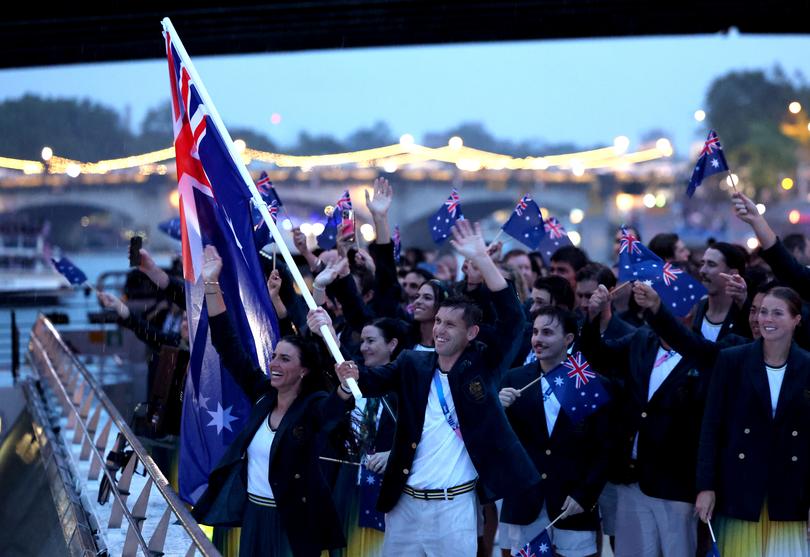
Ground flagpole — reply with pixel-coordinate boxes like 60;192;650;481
161;18;362;399
707;519;717;543
518;374;543;394
726;170;739;193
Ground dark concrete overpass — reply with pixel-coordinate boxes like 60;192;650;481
3;1;808;69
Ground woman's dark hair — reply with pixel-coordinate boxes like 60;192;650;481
420;279;452;316
367;318;409;360
532;275;575;311
649;233;680;261
532;304;578;337
764;286;802;318
278;335;330;395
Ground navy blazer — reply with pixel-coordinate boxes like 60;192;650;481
191;313;353;556
690;297;751;341
358;286;540;512
697;340;810;521
580;318;711;502
500;362;611;530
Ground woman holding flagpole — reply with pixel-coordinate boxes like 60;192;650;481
696;286;810;557
190;245;358;557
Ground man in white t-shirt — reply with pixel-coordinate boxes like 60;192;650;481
336;220;539;556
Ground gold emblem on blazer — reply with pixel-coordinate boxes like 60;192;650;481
467;378;485;401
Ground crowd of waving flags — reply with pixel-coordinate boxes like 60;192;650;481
112;20;742;521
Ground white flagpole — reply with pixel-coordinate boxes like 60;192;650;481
161;18;362;399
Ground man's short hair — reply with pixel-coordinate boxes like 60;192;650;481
503;249;528;263
783;233;807;255
575;262;616;290
532;276;575;310
438;295;483;327
708;241;747;275
532;304;578;336
550;245;589;272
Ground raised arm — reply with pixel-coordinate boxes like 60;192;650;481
366;177;393;245
580;285;633;377
634;281;720;372
98;291;182;350
201;245;270;399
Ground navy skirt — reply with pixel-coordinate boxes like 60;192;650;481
239;500;293;557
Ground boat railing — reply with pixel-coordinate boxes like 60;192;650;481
27;313;221;557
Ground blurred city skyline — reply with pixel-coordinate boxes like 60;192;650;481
1;33;809;156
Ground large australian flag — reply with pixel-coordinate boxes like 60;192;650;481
164;23;280;504
687;130;729;197
617;226;706;317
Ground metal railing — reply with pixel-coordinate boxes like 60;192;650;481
27;314;221;557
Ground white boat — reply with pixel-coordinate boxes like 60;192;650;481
0;221;70;304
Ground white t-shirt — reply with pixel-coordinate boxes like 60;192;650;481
407;371;478;489
633;347;682;459
701;317;723;342
540;375;562;436
766;363;787;416
247;417;276;499
414;343;435;352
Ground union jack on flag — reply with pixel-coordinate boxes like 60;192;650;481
544;217;564;239
564;352;596;389
662;262;682;287
546;351;608;423
164;20;280;504
256;171;272;193
619;226;642;256
515;195;530;216
445;188;460;217
687;129;730;197
336;190;352;211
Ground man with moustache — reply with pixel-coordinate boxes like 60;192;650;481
692;242;751;342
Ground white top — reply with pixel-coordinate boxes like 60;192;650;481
647;347;682;401
407;371;478;489
414;343;435;352
247;417;276;499
700;317;723;342
633;347;683;459
766;363;787;416
540;375;562;436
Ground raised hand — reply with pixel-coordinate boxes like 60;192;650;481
450;220;487;261
731;192;761;225
721;272;747;307
313;257;350;289
292;227;309;254
267;269;282;298
201;245;223;284
632;280;661;313
306;307;335;337
97;291;130;319
365;177;393;217
588;284;611;321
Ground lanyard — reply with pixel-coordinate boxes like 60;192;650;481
433;369;463;440
654;349;676;368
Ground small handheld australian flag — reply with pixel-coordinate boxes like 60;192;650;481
429;189;463;244
358;466;385;532
512;528;552;556
545;351;609;424
538;215;573;266
617;226;707;317
687;130;729;197
502;195;545;250
51;256;88;286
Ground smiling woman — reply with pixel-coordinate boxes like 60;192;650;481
189;244;359;557
696;286;810;557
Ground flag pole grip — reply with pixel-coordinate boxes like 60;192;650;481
161;17;362;398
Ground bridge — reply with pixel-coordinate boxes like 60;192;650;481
0;162;667;256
